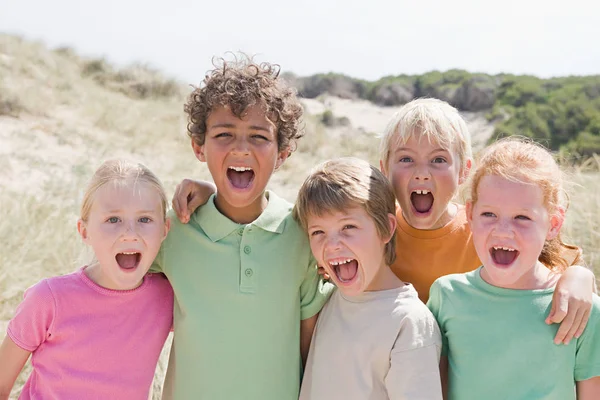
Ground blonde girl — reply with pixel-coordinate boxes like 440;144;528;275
427;138;600;400
0;159;172;400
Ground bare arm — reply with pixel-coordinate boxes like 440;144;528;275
300;313;318;369
577;376;600;399
0;336;31;400
548;265;596;344
171;179;216;223
439;356;449;400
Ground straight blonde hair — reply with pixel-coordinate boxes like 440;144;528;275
380;98;472;171
80;159;168;222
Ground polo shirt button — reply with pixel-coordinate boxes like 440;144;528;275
238;228;244;235
244;245;251;254
245;268;253;277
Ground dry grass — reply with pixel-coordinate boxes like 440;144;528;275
0;33;599;399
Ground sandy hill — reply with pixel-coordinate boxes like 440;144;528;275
0;34;496;203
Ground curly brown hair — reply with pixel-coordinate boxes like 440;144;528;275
184;54;304;152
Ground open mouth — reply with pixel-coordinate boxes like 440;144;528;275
227;166;255;189
411;190;434;214
116;252;141;270
329;258;358;283
490;246;519;266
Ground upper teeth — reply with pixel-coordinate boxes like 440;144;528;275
414;190;430;195
229;166;252;172
121;252;138;255
329;259;353;266
493;247;515;251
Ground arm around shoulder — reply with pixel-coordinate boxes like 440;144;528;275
299;255;334;320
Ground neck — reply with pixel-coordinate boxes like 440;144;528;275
366;264;405;292
214;192;268;224
481;261;559;290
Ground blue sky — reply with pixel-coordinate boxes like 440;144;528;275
1;0;598;84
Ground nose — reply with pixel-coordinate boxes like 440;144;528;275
413;163;431;181
120;220;139;241
493;219;514;238
231;137;250;156
324;234;342;253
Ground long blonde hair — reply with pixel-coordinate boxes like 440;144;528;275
468;137;581;271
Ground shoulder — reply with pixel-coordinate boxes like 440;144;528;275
145;273;174;295
393;288;441;348
431;271;474;292
27;271;83;299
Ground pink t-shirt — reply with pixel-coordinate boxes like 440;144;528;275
7;267;173;400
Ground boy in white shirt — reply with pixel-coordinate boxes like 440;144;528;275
293;157;442;400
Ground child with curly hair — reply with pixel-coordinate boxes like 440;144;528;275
151;56;332;399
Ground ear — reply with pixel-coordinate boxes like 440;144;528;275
77;219;90;243
465;201;474;226
459;158;472;185
546;207;565;240
275;147;291;170
162;218;171;240
384;213;397;244
191;139;207;162
379;159;389;178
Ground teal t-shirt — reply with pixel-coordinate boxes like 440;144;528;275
427;267;600;400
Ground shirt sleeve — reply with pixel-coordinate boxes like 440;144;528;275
385;307;443;399
299;253;334;320
7;279;56;352
574;296;600;381
426;280;449;356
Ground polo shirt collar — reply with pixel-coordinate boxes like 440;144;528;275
193;190;291;242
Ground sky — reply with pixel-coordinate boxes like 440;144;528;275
1;0;599;84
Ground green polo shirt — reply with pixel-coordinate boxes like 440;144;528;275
154;191;332;400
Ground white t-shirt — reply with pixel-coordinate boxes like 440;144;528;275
300;284;443;400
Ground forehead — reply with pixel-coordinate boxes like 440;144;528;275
392;133;457;155
307;205;371;226
207;104;276;132
476;175;545;208
91;180;163;211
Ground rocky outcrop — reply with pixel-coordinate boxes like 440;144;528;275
369;81;416;106
294;74;367;100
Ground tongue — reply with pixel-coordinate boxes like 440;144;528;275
336;260;358;281
116;253;138;269
411;193;434;213
493;249;518;265
228;170;254;189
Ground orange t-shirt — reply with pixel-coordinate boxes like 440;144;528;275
390;205;481;303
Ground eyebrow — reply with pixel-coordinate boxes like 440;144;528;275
104;209;159;214
394;147;449;154
210;123;271;132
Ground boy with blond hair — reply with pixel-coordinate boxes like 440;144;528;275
153;56;331;399
173;97;595;345
294;157;442;400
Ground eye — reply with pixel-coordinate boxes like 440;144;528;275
107;217;120;223
515;215;531;221
139;217;152;223
251;134;269;141
480;212;495;218
398;156;412;163
342;224;357;230
214;132;232;139
310;230;324;237
432;157;447;163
